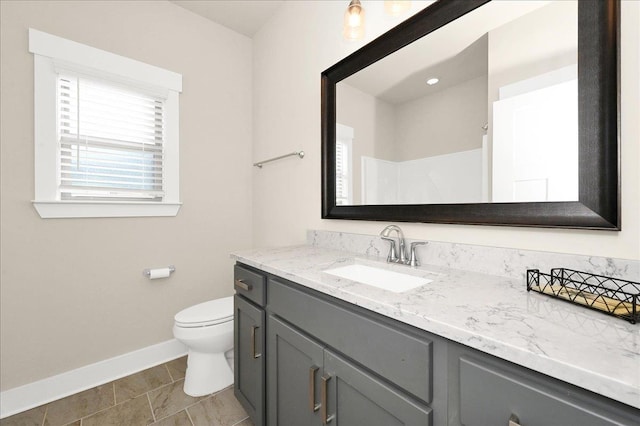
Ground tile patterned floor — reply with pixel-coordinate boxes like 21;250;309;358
0;356;252;426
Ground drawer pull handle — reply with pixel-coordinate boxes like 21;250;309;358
250;325;261;359
321;374;334;424
235;279;252;291
509;413;521;426
309;365;320;412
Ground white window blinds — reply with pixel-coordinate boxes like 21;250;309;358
336;139;350;205
58;75;165;201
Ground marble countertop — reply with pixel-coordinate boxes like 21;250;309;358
231;244;640;409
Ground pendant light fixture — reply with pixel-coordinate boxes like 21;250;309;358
343;0;365;41
384;1;412;17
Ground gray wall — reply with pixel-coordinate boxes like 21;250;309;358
395;76;487;161
251;0;639;259
0;0;253;391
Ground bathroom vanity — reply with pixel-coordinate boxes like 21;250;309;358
232;245;639;426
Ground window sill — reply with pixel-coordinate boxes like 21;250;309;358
32;201;182;218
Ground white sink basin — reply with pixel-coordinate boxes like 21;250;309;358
324;264;432;293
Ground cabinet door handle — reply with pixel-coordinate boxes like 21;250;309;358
509;413;521;426
235;279;252;291
309;365;320;412
250;325;261;359
321;374;334;424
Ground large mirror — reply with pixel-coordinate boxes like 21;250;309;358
322;0;619;229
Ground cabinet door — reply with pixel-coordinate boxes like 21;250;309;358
267;315;324;426
323;350;432;426
234;295;265;426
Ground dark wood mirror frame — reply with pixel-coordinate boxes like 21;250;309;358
321;0;620;230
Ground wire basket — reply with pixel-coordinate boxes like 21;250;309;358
527;268;640;324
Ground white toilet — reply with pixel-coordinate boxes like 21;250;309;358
172;296;234;397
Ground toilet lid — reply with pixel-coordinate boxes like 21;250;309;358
174;296;234;328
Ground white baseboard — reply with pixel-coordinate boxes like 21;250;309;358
0;339;187;419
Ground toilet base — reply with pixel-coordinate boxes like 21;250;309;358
183;351;234;397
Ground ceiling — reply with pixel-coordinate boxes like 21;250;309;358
342;0;551;105
169;1;285;37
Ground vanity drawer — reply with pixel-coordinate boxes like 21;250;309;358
459;356;639;426
234;264;266;307
268;277;432;404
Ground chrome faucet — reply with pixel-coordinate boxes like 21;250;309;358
379;225;407;264
379;225;426;267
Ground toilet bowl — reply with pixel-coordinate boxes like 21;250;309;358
172;296;234;396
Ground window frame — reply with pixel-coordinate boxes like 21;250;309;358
29;28;182;218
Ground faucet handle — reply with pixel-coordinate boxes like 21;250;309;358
381;237;399;263
409;241;427;267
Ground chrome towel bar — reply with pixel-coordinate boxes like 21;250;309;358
254;151;304;168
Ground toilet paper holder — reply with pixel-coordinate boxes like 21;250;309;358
143;265;176;279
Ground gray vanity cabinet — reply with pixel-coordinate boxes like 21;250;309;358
234;262;639;426
266;276;433;426
267;314;432;426
234;265;267;426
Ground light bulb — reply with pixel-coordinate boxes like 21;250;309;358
343;0;365;41
349;12;362;27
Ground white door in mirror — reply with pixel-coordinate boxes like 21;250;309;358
493;75;578;202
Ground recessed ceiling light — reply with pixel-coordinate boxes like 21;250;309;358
426;78;439;86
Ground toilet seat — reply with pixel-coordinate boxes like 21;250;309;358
174;297;233;328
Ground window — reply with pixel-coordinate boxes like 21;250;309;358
58;75;166;201
29;29;182;218
336;123;354;205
